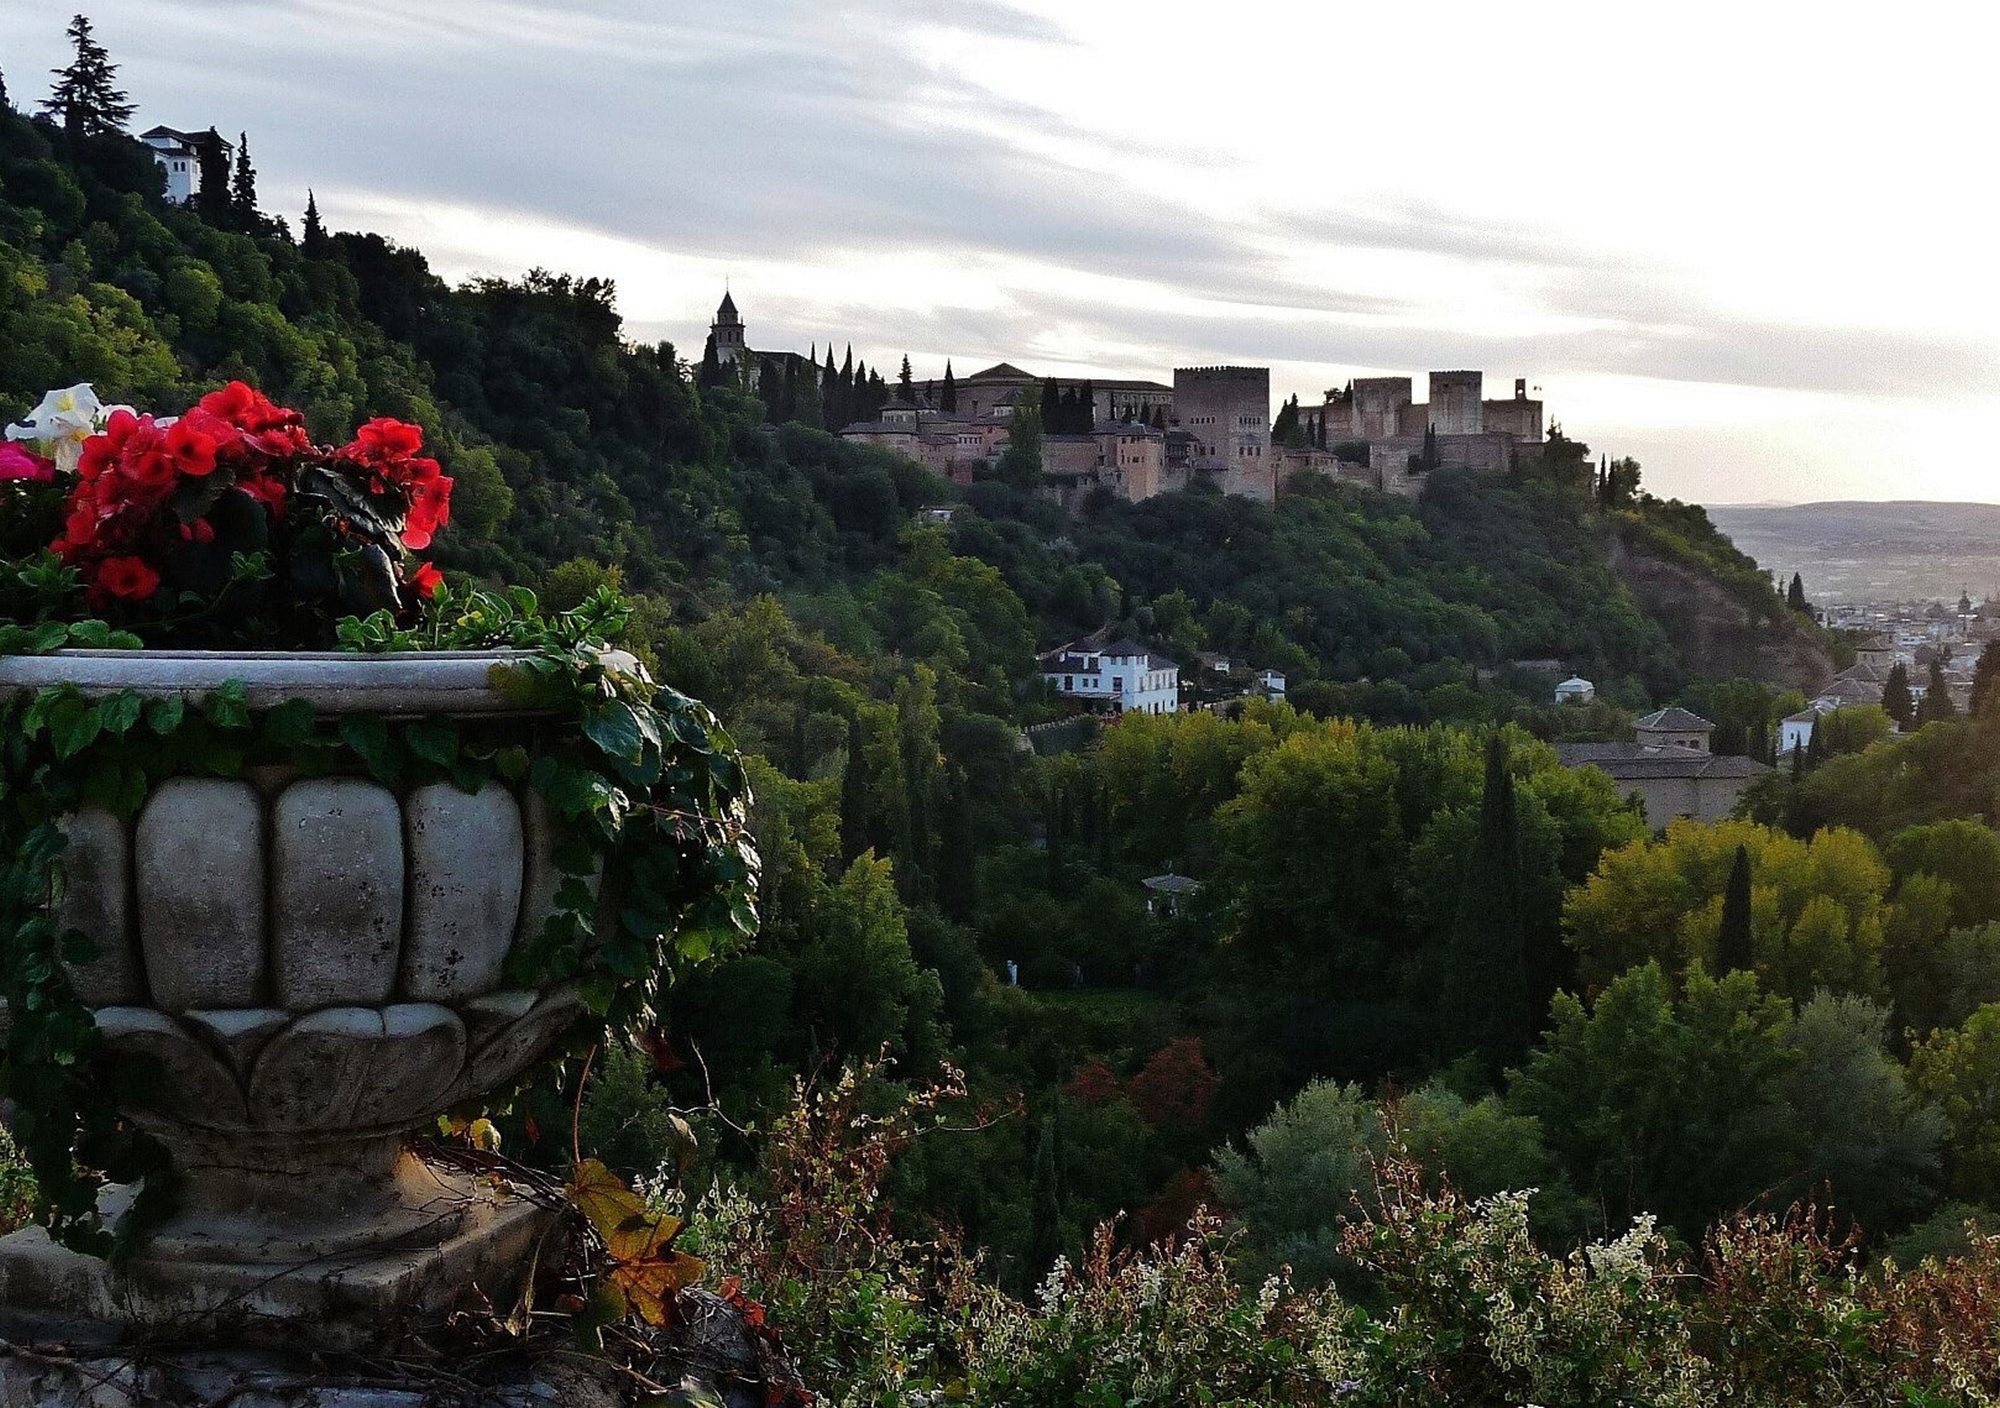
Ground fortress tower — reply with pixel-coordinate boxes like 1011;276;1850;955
1350;376;1414;439
1173;366;1273;503
1427;370;1484;435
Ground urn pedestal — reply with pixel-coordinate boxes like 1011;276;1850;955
0;651;597;1348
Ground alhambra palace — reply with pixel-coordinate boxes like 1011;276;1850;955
705;293;1548;509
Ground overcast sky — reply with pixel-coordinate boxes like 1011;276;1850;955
6;1;1995;505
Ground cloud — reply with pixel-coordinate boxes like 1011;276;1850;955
2;0;1994;501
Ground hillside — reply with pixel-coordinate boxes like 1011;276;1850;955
0;108;1813;719
1709;500;2000;603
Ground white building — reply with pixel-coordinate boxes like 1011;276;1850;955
1555;676;1596;705
1041;638;1179;715
1256;668;1287;697
140;126;227;204
1779;710;1817;756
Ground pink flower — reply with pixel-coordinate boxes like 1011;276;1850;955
0;443;55;483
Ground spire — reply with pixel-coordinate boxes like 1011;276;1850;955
716;289;739;325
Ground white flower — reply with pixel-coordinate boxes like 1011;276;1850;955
5;383;135;475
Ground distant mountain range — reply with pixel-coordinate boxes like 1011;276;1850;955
1707;501;2000;604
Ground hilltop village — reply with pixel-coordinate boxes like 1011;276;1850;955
700;293;1548;509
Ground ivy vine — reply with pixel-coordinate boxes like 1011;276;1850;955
0;585;758;1255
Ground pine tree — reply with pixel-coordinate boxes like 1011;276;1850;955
1444;732;1531;1062
940;360;957;413
1916;658;1958;726
44;15;133;138
301;190;328;255
1972;642;2000;718
1786;573;1808;613
898;354;914;399
1716;844;1754;975
230;131;258;223
1883;663;1914;729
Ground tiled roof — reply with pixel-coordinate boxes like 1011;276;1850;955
1635;707;1714;733
1556;743;1770;780
1143;874;1204;894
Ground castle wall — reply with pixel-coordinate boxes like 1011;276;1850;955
1483;396;1543;444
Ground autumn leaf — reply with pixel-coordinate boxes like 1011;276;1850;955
568;1157;707;1327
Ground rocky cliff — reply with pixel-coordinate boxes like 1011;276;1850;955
1608;531;1835;691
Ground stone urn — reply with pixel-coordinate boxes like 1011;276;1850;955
0;650;601;1343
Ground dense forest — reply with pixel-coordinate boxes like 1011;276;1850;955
18;59;2000;1402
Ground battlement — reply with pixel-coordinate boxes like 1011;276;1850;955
1175;366;1268;379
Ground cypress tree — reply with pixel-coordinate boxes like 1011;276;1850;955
756;358;782;422
1027;1112;1065;1279
781;356;798;423
822;346;840;426
1883;663;1914;729
898;354;914;399
1790;735;1805;780
838;345;854;424
1444;732;1531;1062
839;717;871;865
1079;380;1097;430
941;360;957;413
1972;642;2000;718
696;331;722;391
0;66;11;113
1917;658;1958;726
301;190;328;255
231;131;258;220
195;128;232;217
1151;405;1166;431
936;765;977;923
1786;573;1808;613
1040;379;1061;429
44;14;133;138
1716;844;1754;975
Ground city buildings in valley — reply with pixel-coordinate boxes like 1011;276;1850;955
1040;638;1180;715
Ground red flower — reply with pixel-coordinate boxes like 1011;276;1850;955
409;561;443;598
401;475;453;550
352;417;424;461
163;417;219;477
95;555;161;601
0;442;54;483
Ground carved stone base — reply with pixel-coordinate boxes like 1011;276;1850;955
0;1156;556;1352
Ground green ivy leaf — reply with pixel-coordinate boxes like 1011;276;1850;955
47;697;101;760
405;716;460;769
96;691;142;736
144;695;185;735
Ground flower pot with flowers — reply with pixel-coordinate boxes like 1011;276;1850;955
0;383;755;1342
